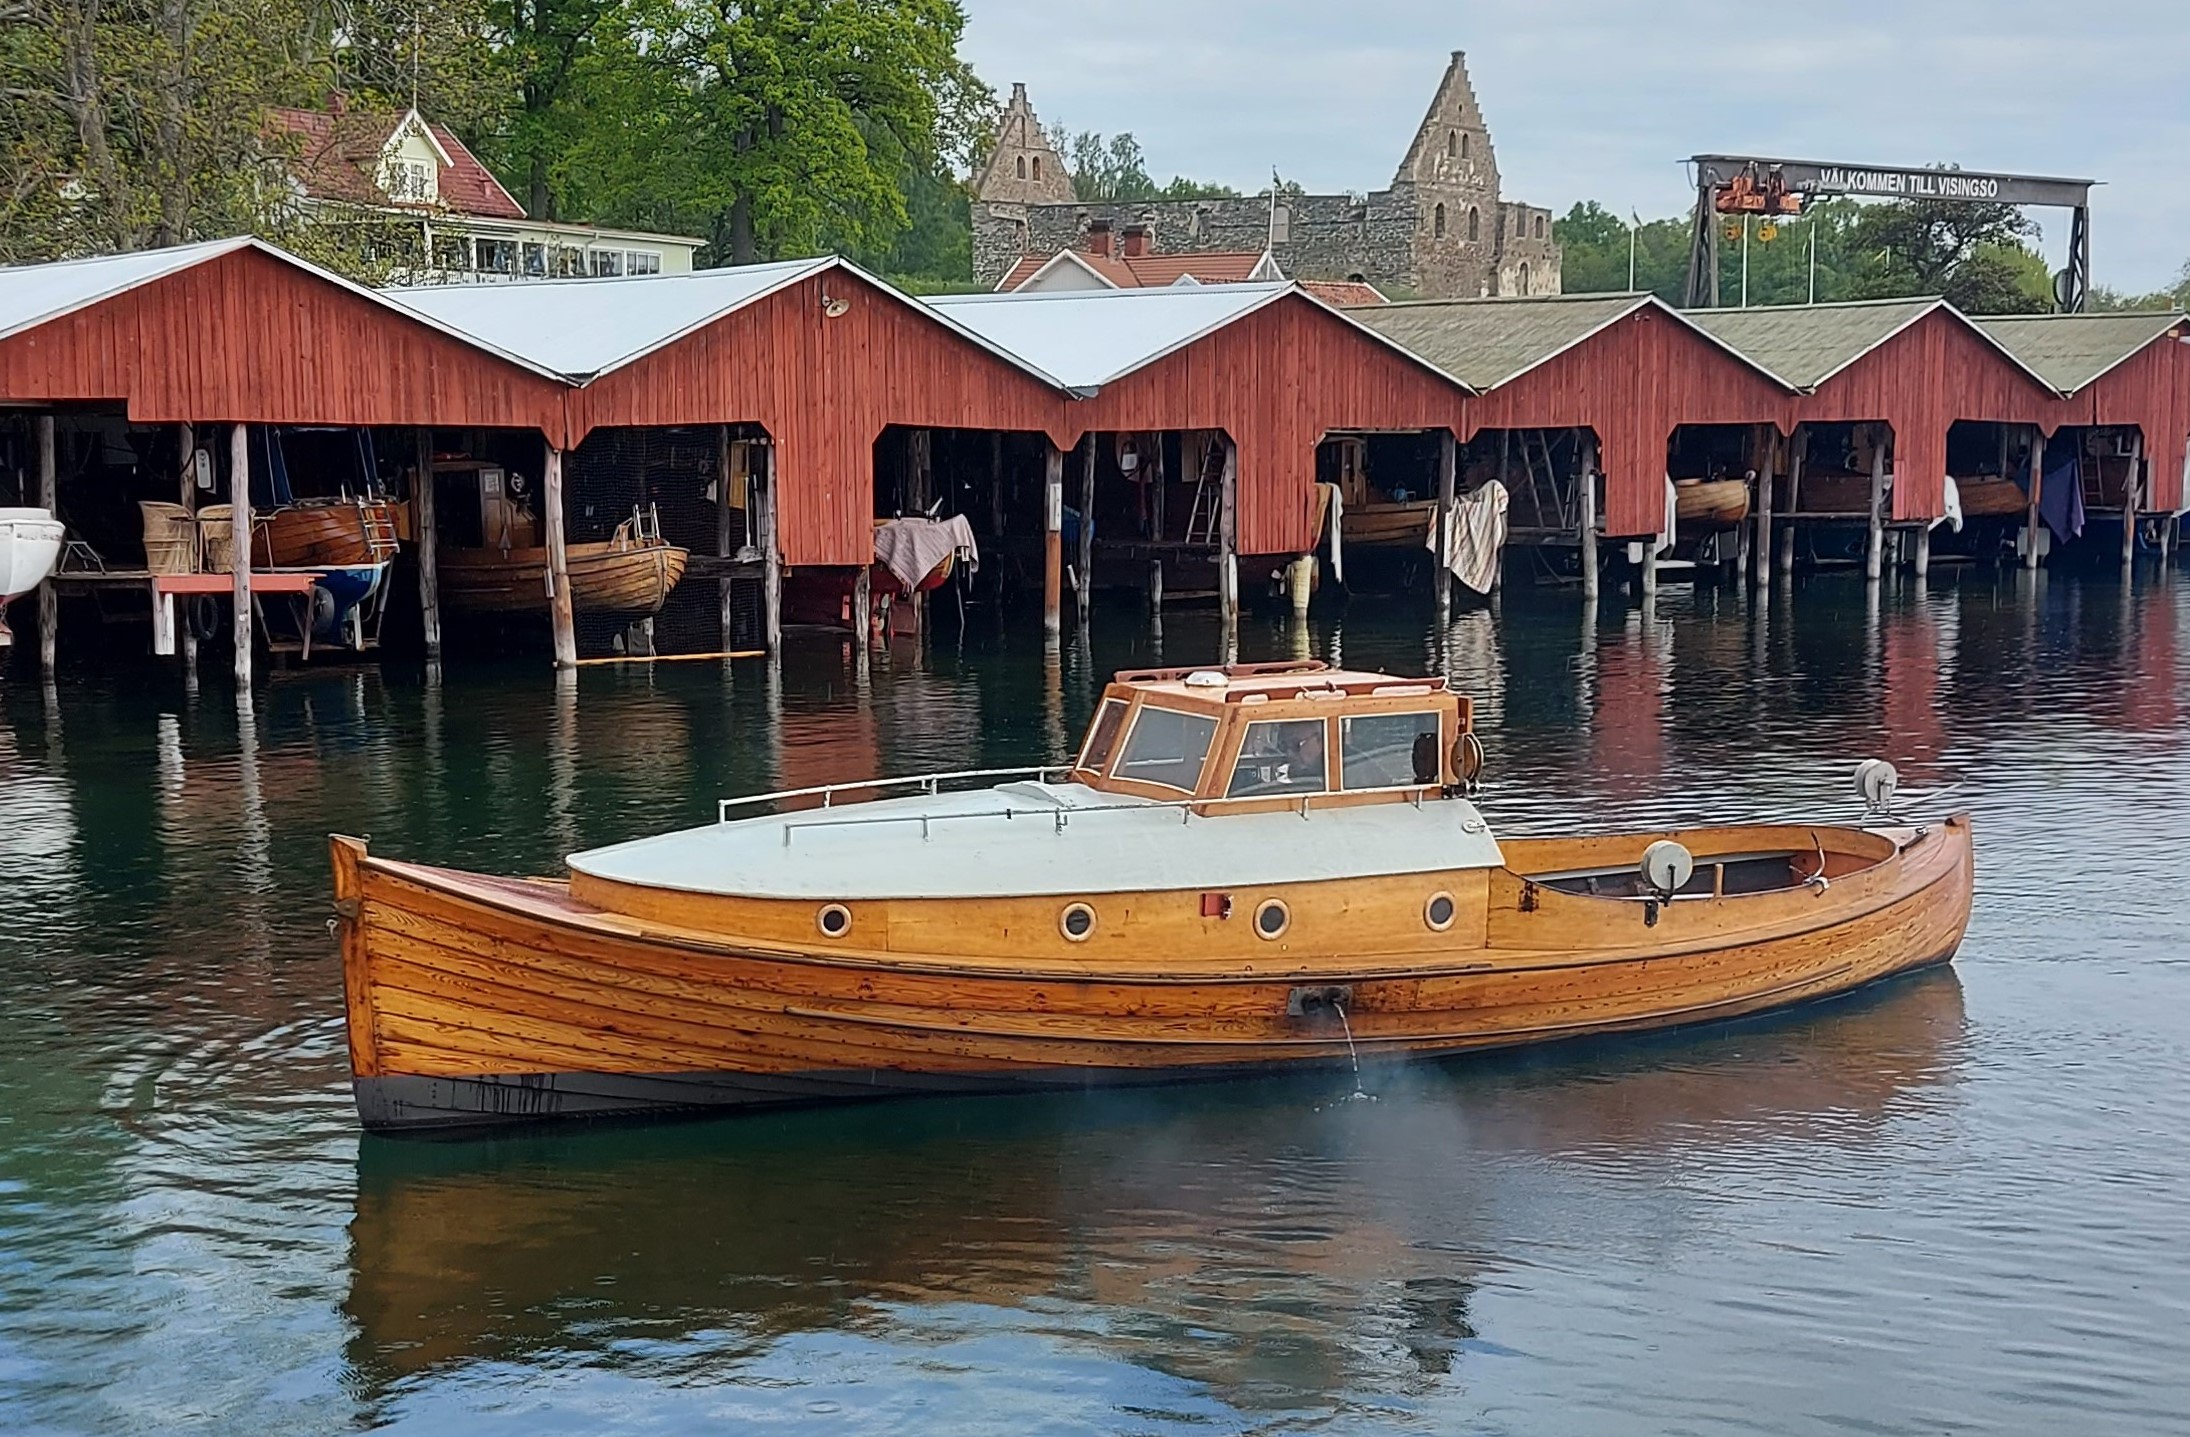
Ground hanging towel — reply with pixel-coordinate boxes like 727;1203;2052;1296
1424;480;1509;595
1931;476;1964;533
1655;475;1679;556
872;514;978;592
2038;434;2085;543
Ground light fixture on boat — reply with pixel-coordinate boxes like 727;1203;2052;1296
1854;759;1900;819
1640;840;1694;899
1183;670;1228;688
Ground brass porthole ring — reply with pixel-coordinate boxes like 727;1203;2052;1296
1424;891;1457;932
816;903;853;938
1254;898;1291;940
1060;902;1097;942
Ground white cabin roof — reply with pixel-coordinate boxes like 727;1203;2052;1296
569;780;1503;901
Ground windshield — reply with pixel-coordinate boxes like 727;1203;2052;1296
1340;711;1443;790
1077;698;1128;774
1226;718;1330;797
1113;705;1219;792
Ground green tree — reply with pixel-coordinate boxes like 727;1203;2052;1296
1049;126;1236;202
1844;192;2043;313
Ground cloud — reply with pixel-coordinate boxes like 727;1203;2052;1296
961;0;2190;292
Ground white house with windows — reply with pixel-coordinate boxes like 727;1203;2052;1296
269;102;703;283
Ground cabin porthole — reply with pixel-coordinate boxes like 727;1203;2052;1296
1424;892;1457;932
1254;898;1291;940
816;903;853;938
1060;902;1097;942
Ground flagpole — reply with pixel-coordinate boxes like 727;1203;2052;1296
1628;213;1639;291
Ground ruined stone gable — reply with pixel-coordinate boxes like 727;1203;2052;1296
970;52;1560;299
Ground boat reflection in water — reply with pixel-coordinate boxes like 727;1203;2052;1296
342;966;1964;1417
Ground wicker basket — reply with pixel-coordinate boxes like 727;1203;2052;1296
139;501;197;575
196;505;235;573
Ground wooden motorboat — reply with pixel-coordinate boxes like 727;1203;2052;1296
439;529;688;616
0;506;64;647
328;659;1974;1131
1340;498;1437;550
1674;477;1750;531
257;497;401;569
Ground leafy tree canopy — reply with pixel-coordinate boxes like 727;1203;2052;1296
1047;128;1237;203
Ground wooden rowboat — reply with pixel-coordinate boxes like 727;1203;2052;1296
257;498;401;569
1340;499;1437;550
328;660;1973;1131
1674;477;1749;531
1790;475;2028;519
437;538;688;616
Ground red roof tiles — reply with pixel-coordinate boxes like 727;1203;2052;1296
266;107;527;221
997;248;1274;292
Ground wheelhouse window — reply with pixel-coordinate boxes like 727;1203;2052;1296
1076;698;1129;775
1114;705;1218;792
1227;718;1330;798
1340;711;1443;790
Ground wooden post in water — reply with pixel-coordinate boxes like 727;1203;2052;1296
1578;433;1600;600
1147;432;1167;616
1077;431;1096;626
988;432;1005;539
1779;427;1803;574
414;427;442;667
1434;428;1456;620
36;414;57;673
542;442;577;669
907;427;932;636
1218;437;1239;659
716;425;736;648
178;422;198;673
1042;441;1063;637
2024;426;2043;570
1753;425;1774;591
759;443;782;654
851;564;872;649
1863;425;1887;582
2122;430;2143;571
229;423;254;685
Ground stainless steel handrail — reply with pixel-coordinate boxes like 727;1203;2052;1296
715;765;1073;824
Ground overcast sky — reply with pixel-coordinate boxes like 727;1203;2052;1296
959;0;2190;294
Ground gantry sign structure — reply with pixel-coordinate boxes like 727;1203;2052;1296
1682;155;2097;312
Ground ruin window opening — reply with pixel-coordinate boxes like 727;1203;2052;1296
1467;207;1479;242
1032;156;1042;180
1534;214;1545;239
1518;263;1530;296
1434;204;1447;239
1016;156;1027;179
1461;133;1470;159
1446;132;1457;159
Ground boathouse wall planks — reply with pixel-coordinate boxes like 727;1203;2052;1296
0;244;568;438
560;268;1074;569
1069;293;1467;556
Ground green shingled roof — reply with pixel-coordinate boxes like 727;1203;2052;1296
1683;298;1940;391
1971;311;2185;394
1351;292;1656;390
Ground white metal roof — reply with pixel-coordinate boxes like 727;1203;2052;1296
0;238;254;344
0;235;569;380
928;282;1299;391
388;256;834;380
570;780;1504;901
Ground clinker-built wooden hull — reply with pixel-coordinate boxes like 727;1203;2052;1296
330;816;1973;1131
259;500;400;569
1340;500;1437;550
438;540;688;616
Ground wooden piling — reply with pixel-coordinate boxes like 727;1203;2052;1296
1434;428;1456;620
1913;524;1931;577
36;414;57;673
988;432;1005;539
1753;425;1774;591
2122;431;2143;571
1077;431;1096;625
1778;428;1803;574
229;423;253;685
1579;433;1600;601
1218;437;1239;658
2024;426;2043;570
414;427;442;666
178;422;198;672
542;442;577;669
907;428;932;635
760;443;782;653
851;564;872;649
1286;555;1314;616
1863;426;1887;582
1042;442;1063;637
716;425;736;648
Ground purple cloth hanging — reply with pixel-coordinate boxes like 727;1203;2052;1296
2039;433;2085;544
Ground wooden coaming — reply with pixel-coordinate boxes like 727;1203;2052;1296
329;815;1972;1125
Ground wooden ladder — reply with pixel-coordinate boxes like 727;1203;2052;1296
1184;437;1224;546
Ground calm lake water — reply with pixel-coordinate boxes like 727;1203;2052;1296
4;569;2188;1435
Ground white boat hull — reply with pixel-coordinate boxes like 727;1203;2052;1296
0;508;64;645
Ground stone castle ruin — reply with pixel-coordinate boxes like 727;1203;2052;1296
971;53;1561;299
